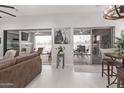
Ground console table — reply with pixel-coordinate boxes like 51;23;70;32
56;53;64;69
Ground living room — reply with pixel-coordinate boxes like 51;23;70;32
0;0;124;90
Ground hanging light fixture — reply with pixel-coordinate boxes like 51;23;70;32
0;5;17;18
103;5;124;20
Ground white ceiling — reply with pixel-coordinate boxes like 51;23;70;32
0;5;108;17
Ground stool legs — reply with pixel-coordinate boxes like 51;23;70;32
107;64;110;84
102;62;111;85
111;66;113;77
117;77;121;88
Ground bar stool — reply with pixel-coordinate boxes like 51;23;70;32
117;67;124;88
102;59;121;85
100;48;121;85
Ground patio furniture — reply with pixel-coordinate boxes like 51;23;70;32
74;45;86;57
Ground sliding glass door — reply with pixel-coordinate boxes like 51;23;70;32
35;35;51;54
73;27;114;65
73;28;92;65
34;31;52;65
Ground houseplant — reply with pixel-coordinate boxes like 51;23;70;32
116;33;124;53
56;46;65;54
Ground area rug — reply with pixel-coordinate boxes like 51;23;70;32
74;65;101;73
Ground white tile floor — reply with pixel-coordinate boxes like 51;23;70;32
26;65;116;88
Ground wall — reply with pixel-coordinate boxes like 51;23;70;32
114;19;124;38
19;31;34;55
0;12;123;65
52;27;73;65
30;32;35;51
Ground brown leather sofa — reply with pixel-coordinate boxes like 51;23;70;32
0;52;42;88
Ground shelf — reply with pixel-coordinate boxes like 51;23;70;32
7;39;19;41
12;39;19;41
7;31;19;35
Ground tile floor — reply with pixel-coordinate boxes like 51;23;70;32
73;55;91;65
26;65;116;88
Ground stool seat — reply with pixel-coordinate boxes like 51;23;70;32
103;58;114;62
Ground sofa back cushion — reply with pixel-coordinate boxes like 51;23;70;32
16;53;39;64
0;58;16;70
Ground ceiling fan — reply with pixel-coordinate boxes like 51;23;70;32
103;5;124;20
0;5;17;18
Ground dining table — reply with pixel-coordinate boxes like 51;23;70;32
105;53;124;87
105;53;124;67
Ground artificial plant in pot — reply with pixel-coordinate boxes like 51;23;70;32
56;46;65;54
116;33;124;53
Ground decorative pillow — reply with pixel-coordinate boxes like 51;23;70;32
3;50;16;59
0;58;16;70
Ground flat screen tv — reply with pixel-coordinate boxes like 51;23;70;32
21;32;29;41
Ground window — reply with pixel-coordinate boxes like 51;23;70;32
35;35;51;54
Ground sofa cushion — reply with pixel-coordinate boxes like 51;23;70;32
0;58;16;70
15;53;39;64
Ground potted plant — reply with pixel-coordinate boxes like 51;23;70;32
116;33;124;53
56;46;65;54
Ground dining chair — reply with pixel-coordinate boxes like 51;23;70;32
37;48;43;55
76;45;85;57
100;48;121;85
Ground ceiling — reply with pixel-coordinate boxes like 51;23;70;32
0;5;108;17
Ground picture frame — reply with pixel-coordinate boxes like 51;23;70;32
54;27;71;44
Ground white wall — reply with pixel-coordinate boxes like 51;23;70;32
52;27;73;65
19;31;33;55
0;12;123;65
114;19;124;38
